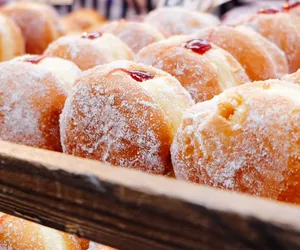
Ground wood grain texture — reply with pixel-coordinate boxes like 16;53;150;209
0;140;300;249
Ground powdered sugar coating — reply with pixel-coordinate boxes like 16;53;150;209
194;25;289;81
98;20;164;53
60;60;193;175
242;12;300;73
0;61;67;151
144;7;220;38
136;35;249;103
0;214;81;249
44;33;134;70
172;80;300;203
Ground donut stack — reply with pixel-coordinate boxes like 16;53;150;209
1;1;300;249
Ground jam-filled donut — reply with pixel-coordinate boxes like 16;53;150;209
0;214;82;249
243;10;300;73
1;2;64;54
144;7;220;37
0;61;67;151
193;25;289;81
60;60;194;175
171;80;300;204
15;54;82;92
93;20;164;53
44;32;134;70
0;14;24;61
62;8;106;34
136;36;249;103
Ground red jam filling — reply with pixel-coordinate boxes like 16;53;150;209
258;8;280;14
120;69;154;82
24;55;47;64
184;39;212;55
283;1;300;10
81;32;102;40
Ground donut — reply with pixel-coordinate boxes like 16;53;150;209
88;242;117;250
92;20;164;53
44;33;134;70
136;36;250;103
15;55;82;92
0;61;67;151
144;7;220;37
0;14;24;61
1;2;64;54
62;8;106;34
60;60;194;175
0;214;82;249
171;80;300;204
193;25;289;81
242;10;300;73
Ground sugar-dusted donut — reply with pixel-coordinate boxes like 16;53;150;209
193;25;289;81
15;54;82;92
144;7;220;37
93;20;164;53
1;2;64;54
0;13;24;61
242;10;300;73
0;214;82;249
44;33;134;70
136;36;249;103
0;61;67;151
171;80;300;204
60;60;194;175
62;8;106;34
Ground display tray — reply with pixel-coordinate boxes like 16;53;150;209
0;140;300;250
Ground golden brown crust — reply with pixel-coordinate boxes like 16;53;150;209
0;14;24;61
9;17;25;58
1;2;64;54
136;36;249;102
243;12;300;73
171;80;300;204
78;238;90;250
193;25;289;81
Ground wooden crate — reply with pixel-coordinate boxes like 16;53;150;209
0;140;300;250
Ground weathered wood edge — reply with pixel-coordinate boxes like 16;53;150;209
0;140;300;250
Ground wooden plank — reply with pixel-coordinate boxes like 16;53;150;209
0;140;300;249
